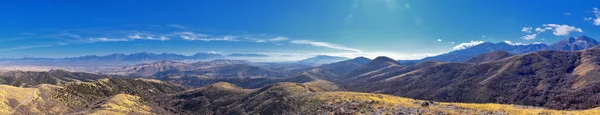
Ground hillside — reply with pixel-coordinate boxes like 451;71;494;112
345;48;600;110
151;82;600;114
0;78;185;114
3;79;600;114
465;50;513;63
0;69;116;87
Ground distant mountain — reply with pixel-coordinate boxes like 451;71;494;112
122;59;257;77
118;59;287;88
316;57;371;77
193;59;250;65
226;53;270;57
464;50;513;63
341;48;600;110
298;55;350;65
400;42;547;64
343;56;404;82
121;60;189;76
399;36;599;64
189;52;225;59
545;35;599;51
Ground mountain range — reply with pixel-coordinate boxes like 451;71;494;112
399;35;598;64
297;55;350;65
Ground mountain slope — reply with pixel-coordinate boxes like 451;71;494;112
465;50;513;63
350;49;600;110
344;56;404;82
0;69;116;87
0;78;185;114
400;42;547;64
150;82;600;114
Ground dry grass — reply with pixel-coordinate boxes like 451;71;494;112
0;85;70;114
310;92;600;115
89;94;155;115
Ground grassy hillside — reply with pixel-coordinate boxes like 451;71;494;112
150;82;600;115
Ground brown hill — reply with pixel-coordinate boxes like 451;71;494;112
345;49;600;110
3;78;600;114
0;69;116;87
150;82;600;114
0;78;185;114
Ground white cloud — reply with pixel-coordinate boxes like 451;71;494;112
269;37;289;41
89;37;129;42
564;12;572;16
504;40;543;46
542;24;583;36
176;32;237;41
453;41;484;50
0;44;54;52
128;34;142;39
534;27;546;33
584;8;600;26
290;40;362;52
521;27;533;33
127;33;170;41
594;8;600;25
521;34;537;40
503;40;525;46
437;39;442;42
481;35;486;38
169;24;187;29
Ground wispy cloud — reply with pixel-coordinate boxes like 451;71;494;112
521;27;533;33
89;37;129;42
168;24;187;29
534;27;546;33
453;41;484;50
0;44;55;52
269;37;289;41
504;40;543;46
542;24;583;36
290;40;362;52
520;24;582;40
585;7;600;26
521;34;537;40
176;32;237;41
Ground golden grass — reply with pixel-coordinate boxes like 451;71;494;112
447;102;600;115
311;92;600;115
89;94;155;115
0;84;70;114
301;80;340;92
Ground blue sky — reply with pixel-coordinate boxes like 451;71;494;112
2;0;600;60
